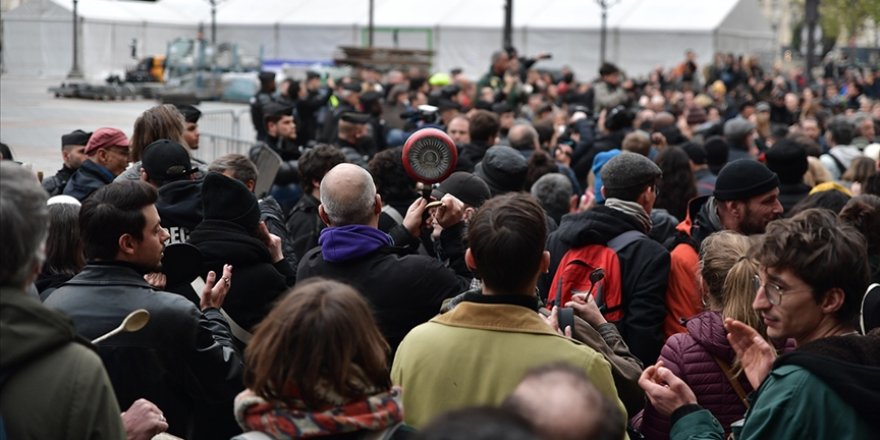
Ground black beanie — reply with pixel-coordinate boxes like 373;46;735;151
201;172;260;231
713;159;780;201
764;139;808;185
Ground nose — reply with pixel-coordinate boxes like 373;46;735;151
753;284;771;311
772;200;783;216
160;226;171;242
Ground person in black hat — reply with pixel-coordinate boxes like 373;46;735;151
319;79;362;144
335;112;374;165
765;138;811;213
249;101;302;213
42;129;92;196
703;135;730;176
663;159;782;336
492;102;516;146
140;139;201;244
250;71;278;142
360;90;387;151
474;146;528;197
174;104;202;151
188;173;295;343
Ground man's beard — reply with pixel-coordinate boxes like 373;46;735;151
740;205;777;235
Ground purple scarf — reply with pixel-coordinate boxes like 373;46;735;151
319;225;393;263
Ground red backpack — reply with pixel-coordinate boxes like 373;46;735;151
547;230;646;323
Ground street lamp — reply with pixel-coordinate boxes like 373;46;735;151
67;0;83;78
596;0;619;65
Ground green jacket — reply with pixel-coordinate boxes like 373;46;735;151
0;287;124;439
671;334;880;440
391;293;625;428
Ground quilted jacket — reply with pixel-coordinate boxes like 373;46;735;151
638;311;751;439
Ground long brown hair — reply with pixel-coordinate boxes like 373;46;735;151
130;104;187;162
244;278;391;408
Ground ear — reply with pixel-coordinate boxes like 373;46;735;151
819;287;846;316
540;250;551;274
139;168;148;182
117;233;137;257
569;194;579;213
245;179;256;192
465;248;477;272
600;186;606;199
318;204;332;226
374;194;382;214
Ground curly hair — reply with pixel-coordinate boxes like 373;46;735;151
367;147;418;203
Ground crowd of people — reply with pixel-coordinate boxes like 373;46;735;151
2;46;880;440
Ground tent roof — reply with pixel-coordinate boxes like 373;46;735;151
36;0;210;25
213;0;741;31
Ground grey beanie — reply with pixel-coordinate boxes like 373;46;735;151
600;152;662;191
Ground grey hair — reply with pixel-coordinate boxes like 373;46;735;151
531;173;573;222
852;112;872;137
209;153;259;184
320;165;377;226
0;162;49;288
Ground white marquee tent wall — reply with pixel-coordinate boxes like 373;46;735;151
2;0;774;80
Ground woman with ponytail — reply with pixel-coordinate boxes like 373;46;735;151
636;231;784;439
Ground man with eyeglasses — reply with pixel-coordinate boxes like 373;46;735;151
64;127;131;201
640;208;880;439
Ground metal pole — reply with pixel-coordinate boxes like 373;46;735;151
68;0;83;78
368;0;374;47
211;0;217;45
503;0;512;49
600;5;607;64
805;0;819;86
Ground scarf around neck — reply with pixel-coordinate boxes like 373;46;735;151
604;198;652;233
234;386;404;439
318;225;393;263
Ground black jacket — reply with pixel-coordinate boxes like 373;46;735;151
286;193;325;261
157;179;204;244
541;205;670;365
42;165;76;196
188;220;296;333
778;182;811;215
63;159;115;201
298;240;471;352
43;262;243;439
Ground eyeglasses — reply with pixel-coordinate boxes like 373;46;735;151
753;274;786;305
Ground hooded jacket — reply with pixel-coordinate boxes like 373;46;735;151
298;225;471;351
157;179;204;244
541;205;670;365
663;196;721;337
639;312;754;439
188;219;296;334
670;332;880;440
63;159;115;201
1;287;125;440
43;262;243;439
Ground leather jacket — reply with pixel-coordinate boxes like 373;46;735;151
44;262;243;439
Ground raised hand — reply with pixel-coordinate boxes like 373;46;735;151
725;318;775;389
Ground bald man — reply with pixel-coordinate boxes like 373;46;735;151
297;164;471;351
503;363;625;440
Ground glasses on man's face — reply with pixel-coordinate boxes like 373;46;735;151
753;274;785;305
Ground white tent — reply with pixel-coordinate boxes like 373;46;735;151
2;0;774;79
1;0;207;78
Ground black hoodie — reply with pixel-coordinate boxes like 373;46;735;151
542;205;670;365
157;179;203;244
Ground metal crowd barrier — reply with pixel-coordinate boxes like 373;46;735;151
194;108;257;163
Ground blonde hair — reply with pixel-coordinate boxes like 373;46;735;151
699;231;765;337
